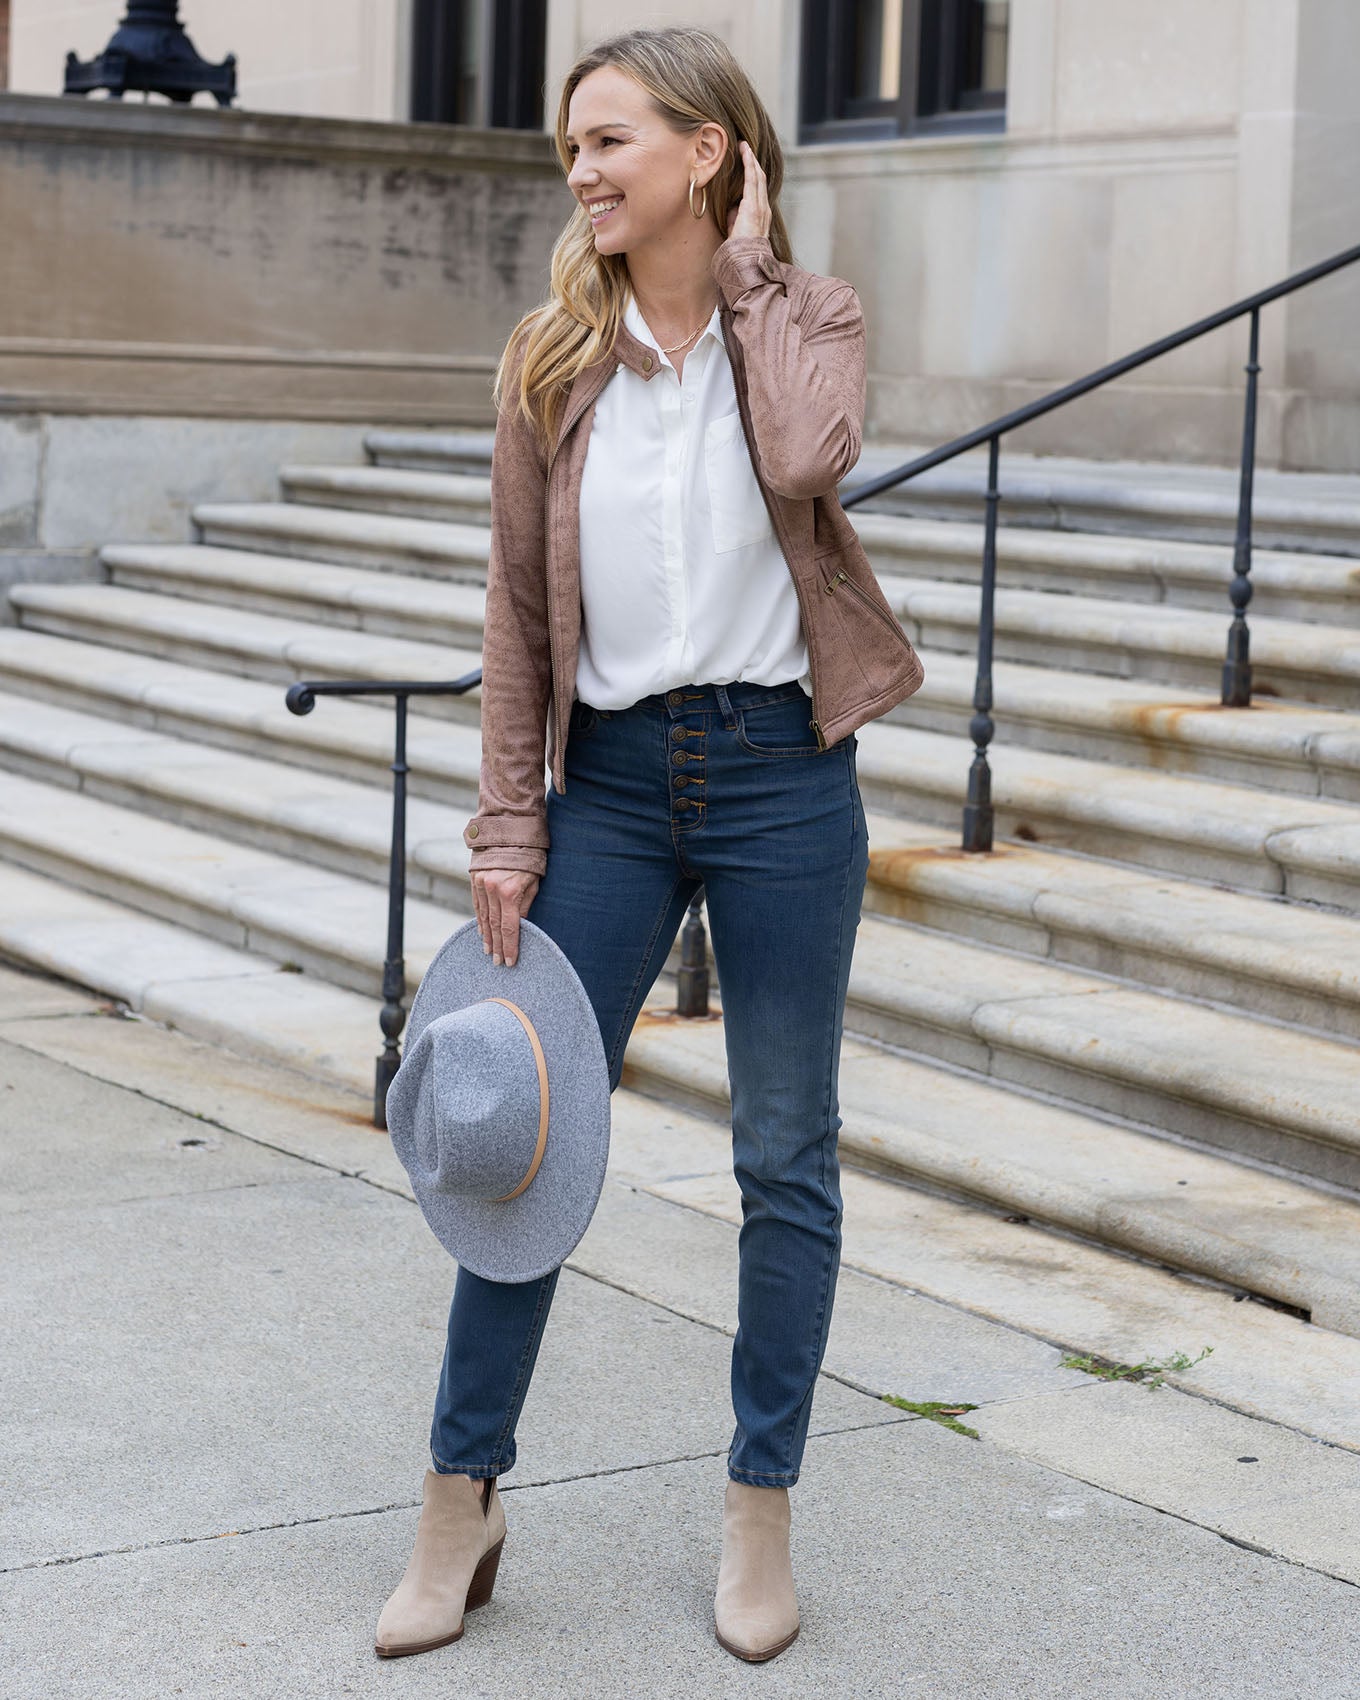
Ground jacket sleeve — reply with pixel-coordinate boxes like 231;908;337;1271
462;336;553;879
711;235;865;501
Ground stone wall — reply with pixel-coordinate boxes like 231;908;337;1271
0;91;571;596
0;93;565;423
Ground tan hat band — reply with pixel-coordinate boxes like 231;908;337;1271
483;996;551;1202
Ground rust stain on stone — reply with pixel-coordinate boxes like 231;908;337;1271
869;844;1002;882
632;1007;723;1027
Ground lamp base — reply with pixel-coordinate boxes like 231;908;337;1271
64;3;236;106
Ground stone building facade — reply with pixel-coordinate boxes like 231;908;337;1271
6;1;1359;469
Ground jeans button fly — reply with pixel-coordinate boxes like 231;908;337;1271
672;750;688;766
666;690;684;707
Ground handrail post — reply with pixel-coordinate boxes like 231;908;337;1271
962;435;1001;853
676;889;709;1016
284;670;481;1130
375;692;410;1129
1222;306;1260;708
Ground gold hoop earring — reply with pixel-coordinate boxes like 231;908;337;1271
689;177;708;220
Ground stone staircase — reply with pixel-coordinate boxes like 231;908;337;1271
5;434;1360;1344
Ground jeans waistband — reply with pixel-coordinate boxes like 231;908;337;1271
617;679;806;720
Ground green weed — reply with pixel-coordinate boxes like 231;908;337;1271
1059;1345;1214;1389
882;1395;981;1438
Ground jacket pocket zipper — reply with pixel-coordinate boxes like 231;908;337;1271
824;568;910;641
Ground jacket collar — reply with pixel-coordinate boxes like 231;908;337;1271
552;297;731;457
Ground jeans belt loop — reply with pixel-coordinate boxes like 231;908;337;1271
713;682;738;730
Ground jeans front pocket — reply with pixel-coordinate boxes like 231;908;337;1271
735;689;823;758
568;699;601;739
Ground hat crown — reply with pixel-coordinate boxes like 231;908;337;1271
395;1001;544;1202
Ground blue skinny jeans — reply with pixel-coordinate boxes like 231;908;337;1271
430;677;869;1487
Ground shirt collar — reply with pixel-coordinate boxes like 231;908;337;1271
622;292;725;367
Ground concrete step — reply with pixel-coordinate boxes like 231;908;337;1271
883;576;1360;708
271;466;1360;625
2;753;1359;1192
89;546;1360;802
904;650;1360;803
278;463;493;526
0;629;482;804
852;514;1360;625
190;500;489;582
0;688;479;905
846;444;1360;558
11;586;1360;908
161;515;1360;707
5;852;1360;1339
362;428;1360;556
6;583;484;726
0;761;467;995
854;719;1360;910
2;648;1358;1043
865;817;1360;1046
101;542;488;649
363;427;495;478
622;1009;1360;1337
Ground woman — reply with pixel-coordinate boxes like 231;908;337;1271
376;24;923;1665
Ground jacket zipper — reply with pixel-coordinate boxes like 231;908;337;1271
824;568;911;642
545;367;616;786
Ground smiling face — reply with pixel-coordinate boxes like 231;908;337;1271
563;64;726;257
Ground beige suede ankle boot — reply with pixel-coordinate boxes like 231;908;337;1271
374;1469;507;1659
713;1479;800;1661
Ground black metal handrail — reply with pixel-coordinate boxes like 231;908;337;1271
286;240;1359;1112
284;671;481;1127
283;670;711;1127
840;239;1360;852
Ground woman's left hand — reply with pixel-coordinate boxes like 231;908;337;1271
725;139;771;242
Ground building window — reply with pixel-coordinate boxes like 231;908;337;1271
801;0;1008;142
410;0;546;130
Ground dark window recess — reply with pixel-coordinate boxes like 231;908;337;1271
411;0;546;129
801;0;1008;143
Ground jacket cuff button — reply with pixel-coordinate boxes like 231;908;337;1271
467;824;479;839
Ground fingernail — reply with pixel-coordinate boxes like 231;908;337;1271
483;940;490;954
493;953;502;966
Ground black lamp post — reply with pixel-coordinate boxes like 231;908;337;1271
64;1;236;106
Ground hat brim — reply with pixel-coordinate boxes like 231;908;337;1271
389;918;611;1283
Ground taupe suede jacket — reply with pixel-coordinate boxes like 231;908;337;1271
463;233;925;877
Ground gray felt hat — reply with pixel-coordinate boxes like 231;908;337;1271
385;918;611;1284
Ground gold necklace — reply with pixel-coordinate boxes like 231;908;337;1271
633;296;716;355
658;317;709;355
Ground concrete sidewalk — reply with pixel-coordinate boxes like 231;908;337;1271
2;961;1358;1700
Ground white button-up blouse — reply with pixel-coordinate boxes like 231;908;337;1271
575;292;812;710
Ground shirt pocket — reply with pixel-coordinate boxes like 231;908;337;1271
704;411;775;555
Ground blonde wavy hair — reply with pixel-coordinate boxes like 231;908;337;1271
494;25;794;453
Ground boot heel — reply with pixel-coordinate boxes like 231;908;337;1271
464;1535;504;1612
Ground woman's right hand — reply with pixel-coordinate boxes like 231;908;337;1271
470;867;541;967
